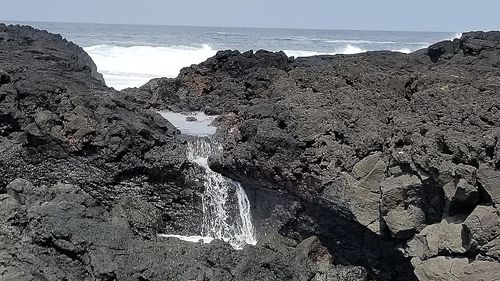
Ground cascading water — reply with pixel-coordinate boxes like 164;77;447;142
188;137;257;249
158;112;257;249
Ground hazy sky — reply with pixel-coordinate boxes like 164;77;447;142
1;0;499;32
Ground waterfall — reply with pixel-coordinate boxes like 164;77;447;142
188;137;257;249
158;112;257;249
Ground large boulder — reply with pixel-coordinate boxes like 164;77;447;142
384;205;426;239
411;256;468;281
462;260;500;281
407;220;471;259
464;205;500;246
476;165;500;210
426;31;500;66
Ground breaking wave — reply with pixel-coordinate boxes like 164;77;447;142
284;44;366;57
284;44;414;57
85;42;429;90
84;44;217;90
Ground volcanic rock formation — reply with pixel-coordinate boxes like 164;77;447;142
127;31;500;280
1;23;500;281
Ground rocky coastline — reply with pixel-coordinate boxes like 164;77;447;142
1;23;500;280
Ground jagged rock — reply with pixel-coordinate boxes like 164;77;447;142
481;236;500;261
112;196;165;239
126;30;500;280
427;31;500;66
0;194;20;222
351;152;383;180
407;220;471;259
462;260;500;281
442;178;479;215
4;23;500;280
452;164;477;184
464;205;500;246
476;165;500;210
0;23;204;234
411;256;468;281
0;178;367;281
452;179;478;203
384;205;425;239
5;178;50;205
380;174;422;213
328;153;386;234
0;68;10;85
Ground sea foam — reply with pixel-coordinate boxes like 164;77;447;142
84;44;217;90
284;44;366;57
85;42;417;90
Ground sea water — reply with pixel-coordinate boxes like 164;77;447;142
6;21;461;90
158;112;257;249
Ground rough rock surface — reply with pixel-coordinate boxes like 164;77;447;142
2;23;500;281
127;31;500;280
0;23;205;234
0;178;367;281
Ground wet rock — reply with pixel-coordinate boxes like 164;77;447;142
407;220;471;259
186;116;198;122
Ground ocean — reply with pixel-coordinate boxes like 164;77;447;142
7;21;461;90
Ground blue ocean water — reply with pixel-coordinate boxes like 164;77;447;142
6;21;460;90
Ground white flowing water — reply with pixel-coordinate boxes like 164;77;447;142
188;137;257;249
158;112;257;249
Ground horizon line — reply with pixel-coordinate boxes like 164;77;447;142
1;19;460;34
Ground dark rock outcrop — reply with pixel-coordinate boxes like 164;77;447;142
0;178;367;281
128;31;500;280
2;23;500;281
0;24;369;281
0;23;204;235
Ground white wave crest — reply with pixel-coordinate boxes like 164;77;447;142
284;44;366;57
284;44;418;58
392;48;412;54
326;39;396;44
84;44;217;90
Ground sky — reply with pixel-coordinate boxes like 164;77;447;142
1;0;499;32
